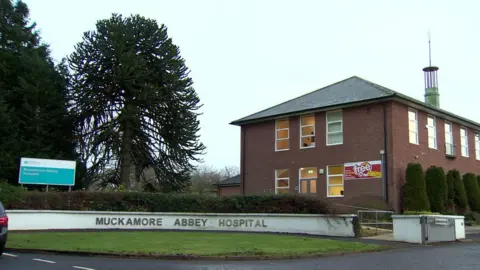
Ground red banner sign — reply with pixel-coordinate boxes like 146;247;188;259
344;160;382;180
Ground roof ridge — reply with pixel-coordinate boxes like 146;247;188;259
230;76;359;124
352;75;398;96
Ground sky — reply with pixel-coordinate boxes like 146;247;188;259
23;0;480;169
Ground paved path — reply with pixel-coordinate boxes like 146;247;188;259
1;241;480;270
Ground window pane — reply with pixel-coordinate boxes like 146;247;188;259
301;115;315;126
409;131;417;143
460;128;467;137
310;180;317;193
328;186;344;196
328;175;343;185
328;122;342;133
327;133;343;145
408;110;416;120
445;134;453;144
408;121;417;131
445;123;451;132
327;111;342;122
461;137;467;145
276;139;289;150
328;165;343;175
427;117;435;126
301;126;315;136
277;188;289;194
277;179;289;187
300;167;317;179
301;137;315;148
276;169;289;178
276;129;289;139
461;147;468;157
300;180;308;193
428;137;436;148
276;119;289;129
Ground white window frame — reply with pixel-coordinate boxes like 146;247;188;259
326;165;344;198
300;115;315;149
298;167;317;194
475;133;480;161
426;115;437;149
460;126;469;157
445;121;454;155
275;169;289;194
326;110;343;146
275;119;289;151
408;108;419;145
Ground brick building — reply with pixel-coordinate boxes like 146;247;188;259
229;66;480;212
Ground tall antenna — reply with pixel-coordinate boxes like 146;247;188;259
428;30;432;67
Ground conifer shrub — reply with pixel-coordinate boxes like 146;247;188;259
402;163;430;212
463;173;480;212
425;166;447;213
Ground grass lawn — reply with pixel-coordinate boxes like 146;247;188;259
7;231;383;257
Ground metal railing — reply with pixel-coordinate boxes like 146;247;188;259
357;210;394;235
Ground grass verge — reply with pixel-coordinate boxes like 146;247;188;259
7;231;383;257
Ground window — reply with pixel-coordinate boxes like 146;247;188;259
299;167;317;193
326;110;343;145
427;116;437;149
460;127;469;157
275;169;289;194
445;122;454;155
300;115;315;148
275;119;289;151
327;165;344;197
475;133;480;160
408;109;418;144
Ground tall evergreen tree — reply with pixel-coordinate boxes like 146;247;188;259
463;173;480;212
68;14;205;191
0;0;78;186
445;170;456;211
425;165;447;213
452;169;468;213
402;163;430;212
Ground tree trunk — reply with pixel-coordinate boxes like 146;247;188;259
120;107;133;188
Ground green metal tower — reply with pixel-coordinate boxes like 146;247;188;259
423;34;440;108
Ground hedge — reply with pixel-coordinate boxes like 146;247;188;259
1;190;335;214
402;163;430;212
445;170;455;211
452;169;468;213
425;165;447;213
463;173;480;212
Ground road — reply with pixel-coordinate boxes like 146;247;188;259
1;242;479;270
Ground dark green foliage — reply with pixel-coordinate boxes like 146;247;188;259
0;180;26;207
68;13;205;191
425;166;447;213
451;170;468;213
445;170;456;211
402;163;430;212
463;173;480;212
477;175;480;191
6;191;334;214
0;0;78;185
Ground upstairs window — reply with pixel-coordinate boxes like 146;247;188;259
326;110;343;145
300;115;315;148
445;122;454;155
408;109;418;144
460;127;469;157
427;116;437;149
275;119;289;151
475;133;480;160
275;169;289;194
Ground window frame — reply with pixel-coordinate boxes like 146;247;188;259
298;167;317;194
408;108;419;145
326;110;343;146
275;119;289;152
445;121;454;155
299;115;316;149
426;115;437;149
275;169;290;194
475;132;480;161
460;126;469;157
326;164;344;198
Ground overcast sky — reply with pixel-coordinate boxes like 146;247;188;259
23;0;480;169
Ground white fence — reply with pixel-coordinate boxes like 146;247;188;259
6;210;358;237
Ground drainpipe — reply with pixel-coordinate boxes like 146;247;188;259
382;103;389;202
241;126;246;194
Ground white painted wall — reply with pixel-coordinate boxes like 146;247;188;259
6;210;357;237
392;215;465;244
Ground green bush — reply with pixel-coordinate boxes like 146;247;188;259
445;170;456;211
403;210;441;215
452;169;468;213
6;191;334;214
425;165;447;213
402;163;430;212
477;175;480;190
0;181;26;207
463;173;480;212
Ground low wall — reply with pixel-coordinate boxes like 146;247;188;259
6;210;358;237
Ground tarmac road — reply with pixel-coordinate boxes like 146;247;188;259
1;242;479;270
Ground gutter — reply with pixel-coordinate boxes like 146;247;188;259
382;102;389;202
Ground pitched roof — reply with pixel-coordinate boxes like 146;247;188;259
230;76;395;125
215;174;240;186
229;76;480;129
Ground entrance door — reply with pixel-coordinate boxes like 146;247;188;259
299;167;317;194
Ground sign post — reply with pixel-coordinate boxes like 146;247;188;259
18;157;76;190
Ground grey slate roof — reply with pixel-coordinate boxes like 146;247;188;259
215;174;240;186
229;75;480;128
